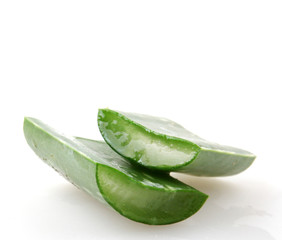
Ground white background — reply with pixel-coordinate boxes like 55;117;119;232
0;0;281;239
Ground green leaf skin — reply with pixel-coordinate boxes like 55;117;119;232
98;109;256;176
23;117;208;225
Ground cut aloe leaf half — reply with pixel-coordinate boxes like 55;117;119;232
23;117;208;225
98;109;256;176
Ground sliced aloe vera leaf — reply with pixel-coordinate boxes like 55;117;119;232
98;109;256;176
23;117;208;225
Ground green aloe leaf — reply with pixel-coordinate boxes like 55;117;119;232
98;109;255;176
23;117;208;225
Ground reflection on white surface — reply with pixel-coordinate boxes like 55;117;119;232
187;203;274;240
21;173;278;240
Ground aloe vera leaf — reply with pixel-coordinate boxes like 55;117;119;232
23;117;208;225
98;109;256;176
